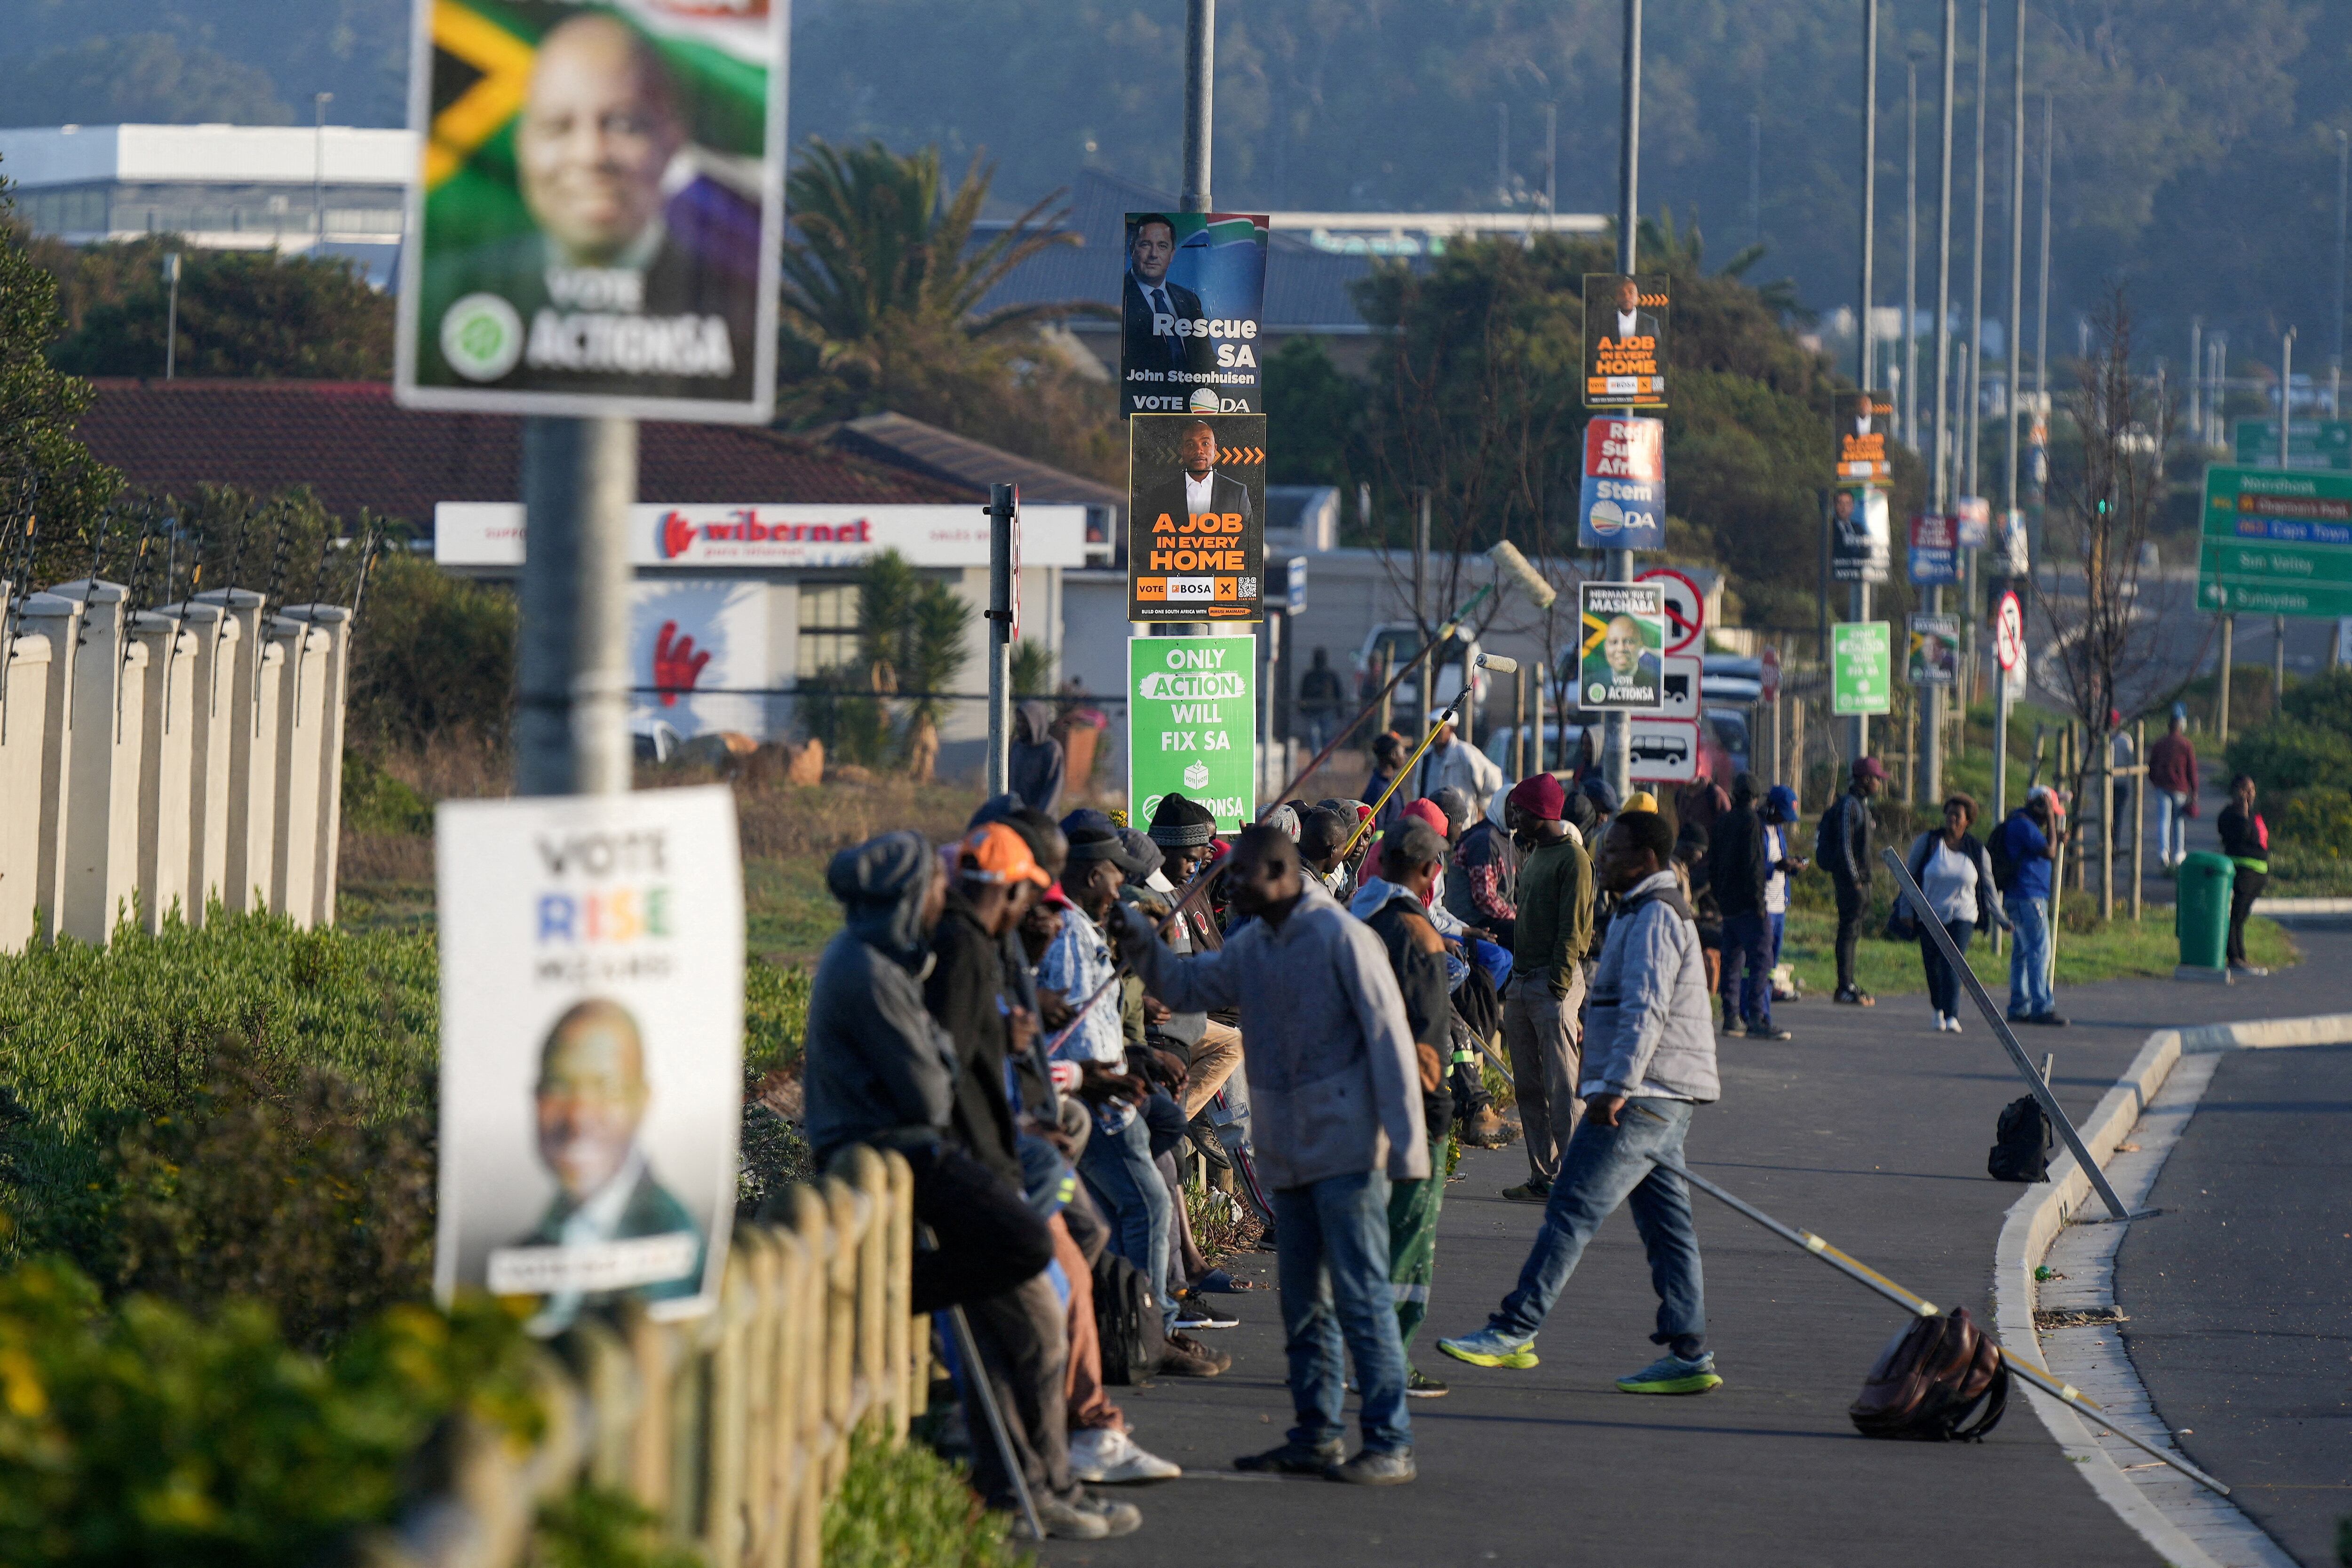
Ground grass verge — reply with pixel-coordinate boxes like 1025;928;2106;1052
1779;906;2297;1003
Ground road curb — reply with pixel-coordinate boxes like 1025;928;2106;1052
1993;1012;2352;1568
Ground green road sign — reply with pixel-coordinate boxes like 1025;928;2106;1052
1832;621;1891;716
1128;635;1256;831
2198;465;2352;618
2233;420;2352;470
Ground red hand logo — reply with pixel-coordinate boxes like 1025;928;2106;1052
659;510;697;559
652;620;711;707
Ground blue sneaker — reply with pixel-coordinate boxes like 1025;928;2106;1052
1437;1326;1539;1369
1615;1351;1721;1395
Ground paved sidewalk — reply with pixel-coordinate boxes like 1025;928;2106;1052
1043;930;2352;1568
2118;1041;2352;1568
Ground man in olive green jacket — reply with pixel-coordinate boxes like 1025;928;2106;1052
1502;773;1593;1201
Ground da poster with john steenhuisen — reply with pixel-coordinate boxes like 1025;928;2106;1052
1118;210;1270;417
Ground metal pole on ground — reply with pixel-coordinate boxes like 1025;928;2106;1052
1605;0;1641;805
1877;848;2129;1218
516;417;636;797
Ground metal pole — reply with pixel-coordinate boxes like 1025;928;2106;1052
986;484;1016;795
2035;95;2051;406
1964;0;1989;509
1182;0;1213;214
1547;103;1559;215
946;1304;1043;1542
313;92;332;248
1906;53;1921;448
2004;0;2026;504
1514;663;1527;780
1923;0;1956;803
1749;112;1762;247
516;417;636;796
1605;0;1641;804
162;252;180;381
2217;615;2233;745
2131;717;2145;923
2189;320;2203;444
1878;848;2131;1218
2337;128;2349;393
1497;103;1511;205
1850;0;1879;767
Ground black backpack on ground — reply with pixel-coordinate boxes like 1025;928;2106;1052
1849;1306;2010;1442
1986;1094;2053;1182
1091;1250;1164;1385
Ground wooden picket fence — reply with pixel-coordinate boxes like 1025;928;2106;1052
365;1146;924;1568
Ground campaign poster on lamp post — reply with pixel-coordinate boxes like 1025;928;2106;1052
396;0;787;422
1833;388;1895;484
1583;274;1670;408
1578;415;1667;550
434;785;744;1335
1128;412;1267;622
1129;636;1256;831
1575;581;1667;711
1118;211;1270;417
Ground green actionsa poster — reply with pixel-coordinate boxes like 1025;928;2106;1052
1128;636;1255;832
1833;621;1891;716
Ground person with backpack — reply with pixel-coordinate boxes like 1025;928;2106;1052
1990;788;2067;1027
2218;772;2272;977
1817;756;1887;1005
1894;794;2009;1033
1710;773;1790;1039
1436;807;1724;1396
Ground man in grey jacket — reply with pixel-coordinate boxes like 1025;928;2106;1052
1438;808;1724;1396
1115;825;1430;1485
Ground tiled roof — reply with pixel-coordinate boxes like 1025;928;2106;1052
824;411;1126;513
971;168;1392;334
73;379;975;530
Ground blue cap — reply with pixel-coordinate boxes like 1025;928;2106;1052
2171;700;2188;723
1765;784;1799;822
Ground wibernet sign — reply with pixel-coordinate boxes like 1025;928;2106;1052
435;501;1089;569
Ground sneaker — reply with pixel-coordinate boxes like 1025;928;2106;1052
1175;1296;1240;1330
2229;962;2270;977
1234;1438;1342;1476
1333;1447;1417;1485
1746;1022;1793;1041
1160;1330;1231;1376
1437;1326;1540;1369
1501;1179;1551;1204
1945;1013;1963;1034
1615;1350;1723;1395
1070;1427;1182;1485
1720;1019;1747;1038
1073;1490;1144;1536
1012;1491;1110;1539
1833;987;1875;1006
1405;1365;1450;1398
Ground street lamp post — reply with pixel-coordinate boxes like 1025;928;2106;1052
1906;51;1922;449
1604;0;1642;802
1850;0;1879;764
1923;0;1957;804
1996;0;2026;834
162;252;180;381
313;92;333;250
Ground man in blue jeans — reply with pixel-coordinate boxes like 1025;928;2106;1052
1993;788;2067;1027
1116;826;1430;1484
1437;807;1724;1395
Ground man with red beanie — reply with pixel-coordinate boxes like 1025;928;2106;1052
1501;772;1593;1202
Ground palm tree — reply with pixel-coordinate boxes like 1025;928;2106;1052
777;139;1109;424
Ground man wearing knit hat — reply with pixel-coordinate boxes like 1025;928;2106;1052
1502;772;1594;1202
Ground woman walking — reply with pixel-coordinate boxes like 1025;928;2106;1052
1899;794;2008;1033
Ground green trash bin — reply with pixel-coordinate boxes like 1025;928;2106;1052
2175;851;2236;973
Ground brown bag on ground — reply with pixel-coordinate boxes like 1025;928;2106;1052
1848;1305;2010;1442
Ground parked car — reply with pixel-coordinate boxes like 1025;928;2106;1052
1706;708;1752;777
1480;721;1589;776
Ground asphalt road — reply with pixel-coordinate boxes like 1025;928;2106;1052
1043;930;2352;1568
2117;1041;2352;1568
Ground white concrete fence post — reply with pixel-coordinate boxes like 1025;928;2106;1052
131;611;200;933
268;614;329;927
170;601;239;927
197;588;279;920
0;626;53;954
17;593;79;947
287;604;351;929
53;581;146;944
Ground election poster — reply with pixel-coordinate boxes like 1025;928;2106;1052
435;786;744;1335
1575;581;1667;711
1128;412;1267;622
1579;415;1666;550
1954;495;1992;550
1834;388;1895;484
1583;274;1670;408
1119;211;1270;418
1907;612;1961;686
1129;635;1255;831
1830;485;1891;583
1909;510;1961;585
1832;621;1892;716
397;0;787;422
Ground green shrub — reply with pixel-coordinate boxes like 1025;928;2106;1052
2282;669;2352;733
0;1260;541;1567
2280;789;2352;861
746;962;812;1079
821;1427;1026;1568
342;751;436;836
2225;719;2352;798
347;551;519;752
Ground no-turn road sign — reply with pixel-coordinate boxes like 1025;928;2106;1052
1994;590;2025;672
1637;566;1705;654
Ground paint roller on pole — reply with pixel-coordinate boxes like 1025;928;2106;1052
1625;1105;2227;1495
1271;541;1556;807
1339;650;1522;860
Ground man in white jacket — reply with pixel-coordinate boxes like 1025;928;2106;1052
1437;807;1725;1396
1116;825;1430;1485
1416;714;1506;817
